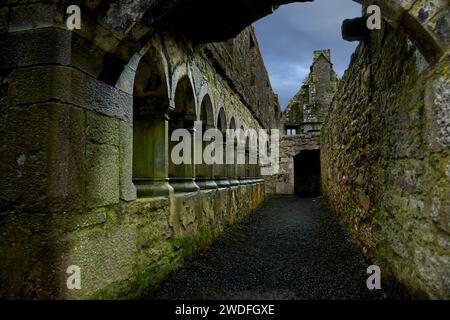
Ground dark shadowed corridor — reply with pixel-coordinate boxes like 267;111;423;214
149;196;388;300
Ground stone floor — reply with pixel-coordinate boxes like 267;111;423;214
148;196;390;300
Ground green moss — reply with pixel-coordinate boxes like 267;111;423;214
92;256;181;300
91;223;220;299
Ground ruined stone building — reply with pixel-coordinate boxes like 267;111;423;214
267;49;338;196
283;49;339;135
0;0;449;299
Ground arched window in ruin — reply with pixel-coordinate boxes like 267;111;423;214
215;108;230;187
196;94;217;189
132;47;172;198
169;75;200;193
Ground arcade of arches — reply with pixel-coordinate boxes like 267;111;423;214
0;0;448;299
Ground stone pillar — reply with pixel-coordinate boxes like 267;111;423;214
255;162;264;183
0;9;137;298
248;149;259;184
227;141;240;186
237;144;247;184
0;22;137;211
169;119;200;193
214;139;231;188
251;149;263;184
196;125;218;190
133;113;173;197
240;147;251;185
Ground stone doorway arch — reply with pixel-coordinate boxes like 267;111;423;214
294;149;321;197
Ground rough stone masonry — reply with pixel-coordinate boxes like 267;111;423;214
321;1;449;298
0;0;449;299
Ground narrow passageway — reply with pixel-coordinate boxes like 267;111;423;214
150;196;388;300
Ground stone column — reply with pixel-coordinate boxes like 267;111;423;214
237;143;247;184
239;147;250;185
0;21;139;211
196;125;218;189
133;112;173;197
255;161;264;183
169;118;200;193
248;148;259;184
0;7;138;298
214;138;231;188
227;140;240;186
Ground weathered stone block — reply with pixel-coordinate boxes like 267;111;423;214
8;66;133;122
169;192;201;238
9;3;64;32
86;111;119;146
119;120;136;202
387;159;424;193
0;212;71;299
47;103;85;212
413;246;450;298
0;27;113;79
85;143;120;208
425;74;450;151
65;208;108;232
0;104;49;212
0;28;72;69
65;226;137;298
126;197;170;225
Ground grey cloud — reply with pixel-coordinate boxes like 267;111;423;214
253;0;361;109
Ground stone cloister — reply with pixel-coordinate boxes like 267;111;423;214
0;0;449;299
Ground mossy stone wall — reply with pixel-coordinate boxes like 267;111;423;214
321;22;449;298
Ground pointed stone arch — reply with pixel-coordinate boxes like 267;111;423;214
196;93;218;189
131;43;173;198
169;75;200;193
216;107;228;132
199;94;215;127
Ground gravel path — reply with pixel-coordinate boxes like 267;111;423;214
150;196;388;300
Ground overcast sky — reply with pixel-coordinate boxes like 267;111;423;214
253;0;362;109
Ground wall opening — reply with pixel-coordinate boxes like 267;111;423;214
228;117;240;186
132;47;171;197
169;75;199;193
294;149;321;197
196;94;217;189
214;108;230;187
